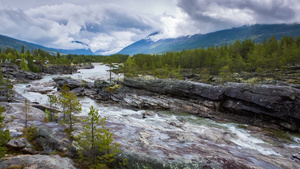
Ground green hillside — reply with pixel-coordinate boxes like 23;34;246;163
118;24;300;55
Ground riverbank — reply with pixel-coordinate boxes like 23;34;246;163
52;76;300;132
1;63;300;169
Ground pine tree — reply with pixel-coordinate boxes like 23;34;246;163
58;84;70;120
22;99;31;129
20;57;29;71
59;85;81;132
0;106;10;159
219;65;232;83
77;106;120;168
21;45;25;54
47;95;58;122
105;57;116;83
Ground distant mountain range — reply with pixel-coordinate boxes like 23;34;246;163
118;24;300;55
1;24;300;56
0;34;94;55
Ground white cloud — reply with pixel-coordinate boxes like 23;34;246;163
0;0;299;54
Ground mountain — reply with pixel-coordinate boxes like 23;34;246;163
0;34;94;55
118;24;300;55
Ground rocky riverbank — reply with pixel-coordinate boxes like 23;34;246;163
2;73;299;169
0;63;79;83
2;90;300;169
52;77;300;132
0;64;42;82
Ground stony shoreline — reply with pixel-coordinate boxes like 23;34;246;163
53;77;300;132
1;72;300;169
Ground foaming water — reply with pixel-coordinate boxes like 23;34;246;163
13;63;299;168
227;125;279;155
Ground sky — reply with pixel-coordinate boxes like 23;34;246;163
1;0;300;55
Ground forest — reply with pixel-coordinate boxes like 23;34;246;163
123;35;300;81
0;35;299;83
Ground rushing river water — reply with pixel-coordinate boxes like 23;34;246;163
13;63;300;168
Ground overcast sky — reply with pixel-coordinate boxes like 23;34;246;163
1;0;300;55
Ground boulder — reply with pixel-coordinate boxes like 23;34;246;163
1;64;42;81
94;79;109;88
122;78;224;101
0;155;76;169
35;125;71;154
41;65;77;74
53;77;83;90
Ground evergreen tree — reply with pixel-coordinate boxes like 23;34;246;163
105;57;116;83
0;106;10;159
22;99;31;129
58;84;70;120
47;95;58;122
20;58;29;71
76;106;120;168
21;45;25;54
63;90;81;133
219;65;232;83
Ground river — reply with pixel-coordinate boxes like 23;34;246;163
13;63;300;168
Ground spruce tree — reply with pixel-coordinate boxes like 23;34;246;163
47;95;58;122
22;99;31;129
77;106;120;168
64;91;81;132
20;57;29;71
0;106;10;159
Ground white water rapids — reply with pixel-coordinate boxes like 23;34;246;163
13;63;300;168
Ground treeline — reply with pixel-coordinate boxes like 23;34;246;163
65;54;129;64
0;46;129;73
123;35;300;78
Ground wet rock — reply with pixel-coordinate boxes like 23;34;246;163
138;132;151;147
7;138;39;154
121;78;300;131
122;78;224;101
142;111;156;118
168;121;183;129
0;155;76;169
53;77;83;90
7;138;31;149
26;86;53;94
293;153;300;162
35;125;70;154
94;79;109;88
41;65;77;74
71;87;84;95
1;64;42;82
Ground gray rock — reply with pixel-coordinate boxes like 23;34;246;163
1;64;42;82
53;77;83;90
71;87;84;96
0;155;76;169
7;138;31;149
121;78;300;131
35;125;71;154
41;65;77;74
122;78;224;101
94;79;109;88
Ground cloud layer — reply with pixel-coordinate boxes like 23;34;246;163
0;0;299;55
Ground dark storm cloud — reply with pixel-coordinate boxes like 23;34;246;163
177;0;299;33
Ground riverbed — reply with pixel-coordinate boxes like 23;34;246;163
14;63;300;168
